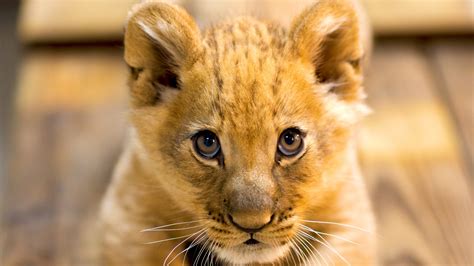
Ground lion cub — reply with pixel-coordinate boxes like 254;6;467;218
100;0;376;265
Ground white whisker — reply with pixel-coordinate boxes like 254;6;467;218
289;238;301;265
294;234;310;266
305;229;336;266
141;220;206;232
167;230;207;266
183;231;207;266
296;232;320;266
143;223;206;232
301;220;372;233
163;228;207;266
299;229;350;266
296;234;311;265
294;237;306;265
285;237;297;266
193;237;210;266
205;239;216;265
146;230;203;245
300;224;360;245
203;242;211;265
299;230;328;266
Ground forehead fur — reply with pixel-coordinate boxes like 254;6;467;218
181;18;323;136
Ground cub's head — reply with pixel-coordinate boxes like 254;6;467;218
125;0;368;264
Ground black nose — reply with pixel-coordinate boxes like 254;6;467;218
228;214;273;233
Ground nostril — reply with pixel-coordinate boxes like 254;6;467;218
228;214;273;234
270;213;275;223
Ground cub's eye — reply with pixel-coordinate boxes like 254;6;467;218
278;128;304;157
193;130;221;159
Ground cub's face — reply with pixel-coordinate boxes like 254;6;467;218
126;1;367;264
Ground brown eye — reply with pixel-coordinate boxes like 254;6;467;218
278;128;304;157
193;130;221;159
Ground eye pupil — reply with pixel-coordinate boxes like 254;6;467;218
278;128;304;157
203;135;215;147
194;130;221;159
284;134;295;145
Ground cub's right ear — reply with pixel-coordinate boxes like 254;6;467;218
124;2;202;107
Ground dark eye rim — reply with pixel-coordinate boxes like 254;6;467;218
277;128;305;157
192;130;221;159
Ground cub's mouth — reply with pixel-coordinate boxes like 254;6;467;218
211;239;292;265
197;210;297;264
184;238;291;265
198;221;295;264
243;238;260;245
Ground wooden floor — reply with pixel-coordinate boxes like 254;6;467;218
1;37;473;265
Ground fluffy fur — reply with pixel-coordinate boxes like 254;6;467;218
100;0;376;265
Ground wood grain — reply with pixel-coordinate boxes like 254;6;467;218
18;0;474;43
360;41;473;265
429;40;473;170
18;0;180;43
1;49;128;265
19;0;138;43
363;0;474;35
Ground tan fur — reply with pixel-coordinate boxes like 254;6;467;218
100;0;376;265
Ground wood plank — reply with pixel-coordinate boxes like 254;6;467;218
0;5;20;263
359;41;473;265
363;0;474;35
19;0;138;43
19;0;474;43
1;49;128;265
18;0;181;43
429;40;473;170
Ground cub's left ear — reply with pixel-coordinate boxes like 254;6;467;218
124;2;202;107
289;0;370;102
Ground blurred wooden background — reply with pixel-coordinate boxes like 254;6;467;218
17;0;474;43
1;0;473;265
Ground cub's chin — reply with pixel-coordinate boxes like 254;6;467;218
214;243;291;264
